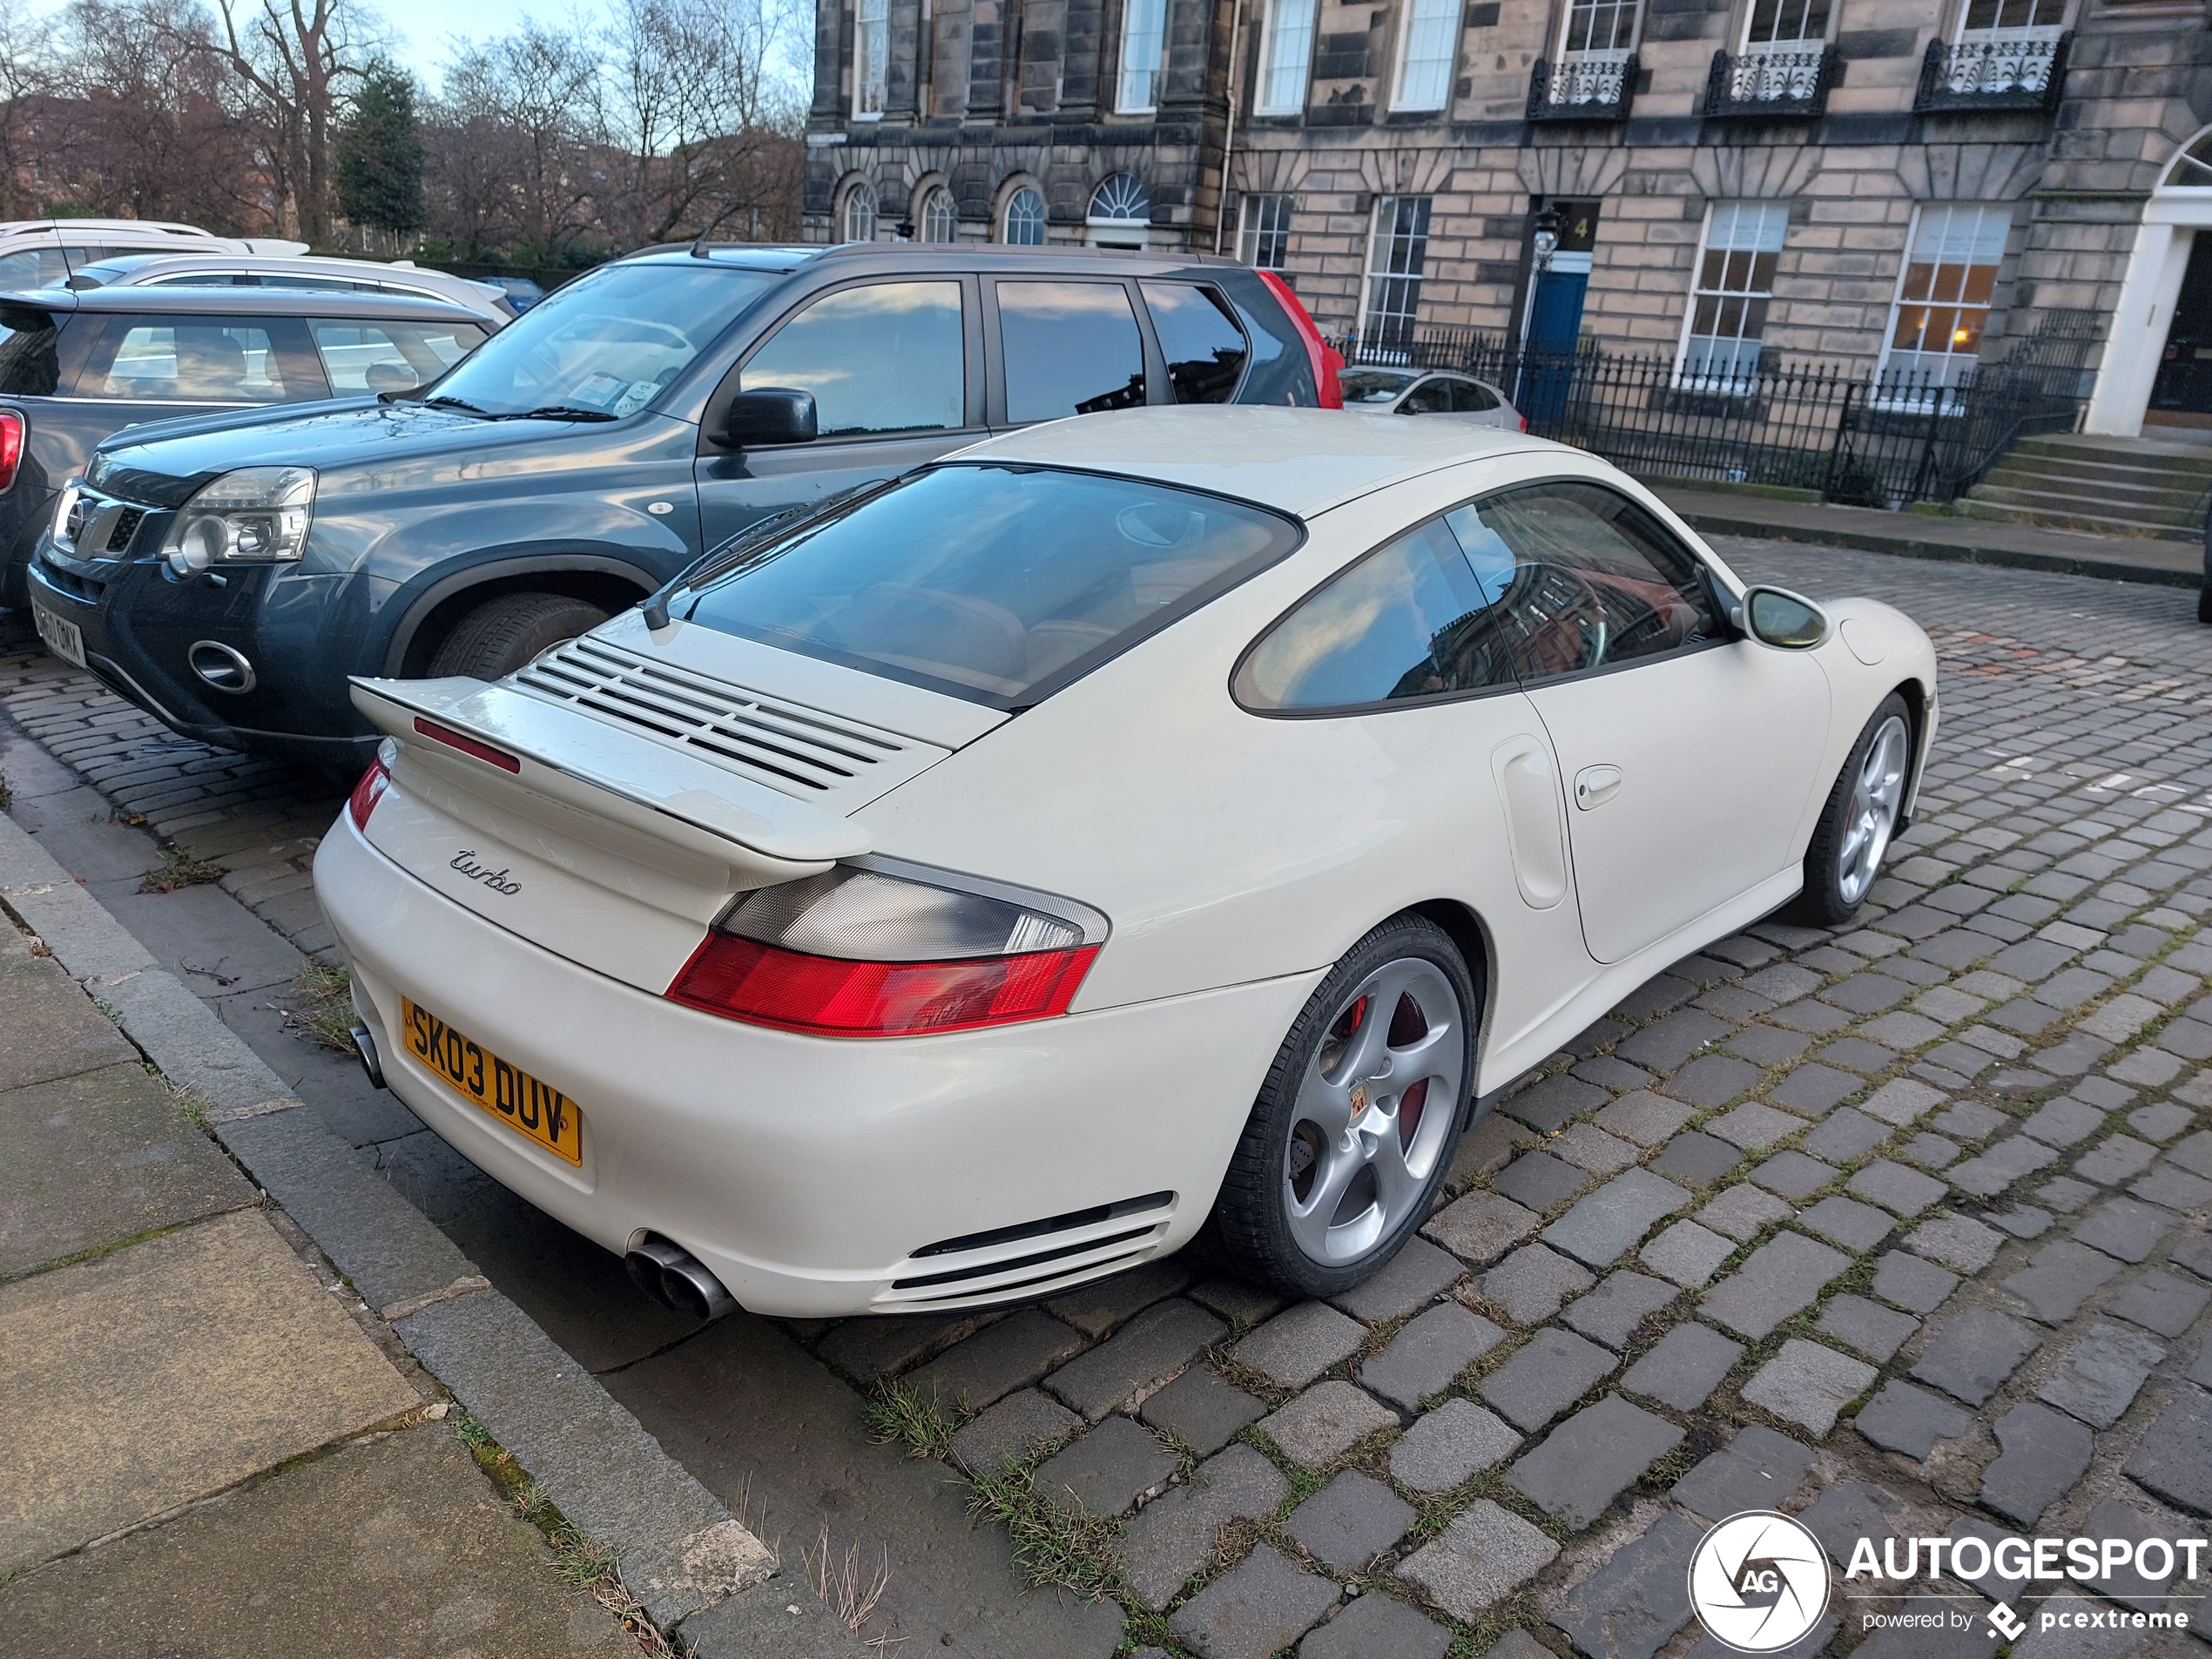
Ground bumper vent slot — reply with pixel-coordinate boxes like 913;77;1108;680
512;637;930;804
880;1191;1177;1310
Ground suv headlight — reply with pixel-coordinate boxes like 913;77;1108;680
159;467;316;576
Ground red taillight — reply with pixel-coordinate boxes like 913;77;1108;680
348;758;390;830
1257;271;1343;410
0;410;24;492
414;716;521;773
1518;414;1528;433
666;934;1099;1037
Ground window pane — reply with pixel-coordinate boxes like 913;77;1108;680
1396;0;1459;109
1339;368;1414;404
1361;197;1431;352
1883;203;2007;388
688;464;1298;705
856;0;887;114
1141;282;1249;404
85;320;289;401
923;189;959;243
1451;378;1499;411
1259;0;1318;111
1239;193;1292;269
744;281;965;437
0;303;59;395
1235;518;1517;710
999;280;1144;422
1447;482;1723;680
1004;186;1047;246
1682;201;1786;382
0;248;67;288
1120;0;1169;109
314;320;486;395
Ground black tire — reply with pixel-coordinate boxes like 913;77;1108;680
1209;914;1476;1298
425;592;610;680
1793;691;1914;927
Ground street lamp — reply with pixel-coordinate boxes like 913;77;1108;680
1532;206;1562;273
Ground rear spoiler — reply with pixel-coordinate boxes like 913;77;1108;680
349;676;868;886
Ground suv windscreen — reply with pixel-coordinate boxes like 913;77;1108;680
421;263;774;417
682;463;1300;705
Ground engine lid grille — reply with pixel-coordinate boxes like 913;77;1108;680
510;636;949;809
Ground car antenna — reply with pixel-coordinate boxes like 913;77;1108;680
689;238;712;258
641;592;671;631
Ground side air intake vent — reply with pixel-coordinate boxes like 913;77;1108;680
876;1192;1178;1311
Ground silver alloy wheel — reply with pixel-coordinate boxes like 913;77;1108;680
1284;958;1464;1266
1837;713;1911;907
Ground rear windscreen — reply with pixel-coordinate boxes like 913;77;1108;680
681;463;1301;705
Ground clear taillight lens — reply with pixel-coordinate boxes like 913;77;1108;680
666;866;1102;1036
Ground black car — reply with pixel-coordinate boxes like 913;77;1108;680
27;244;1342;764
0;287;492;610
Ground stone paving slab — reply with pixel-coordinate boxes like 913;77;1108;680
1045;1298;1225;1421
1398;1501;1557;1622
1168;1541;1337;1659
0;1060;257;1278
0;1207;420;1575
0;925;139;1093
1507;1393;1683;1527
0;1421;637;1659
1550;1509;1701;1659
1118;1443;1289;1612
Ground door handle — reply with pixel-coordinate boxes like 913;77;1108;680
1574;765;1622;811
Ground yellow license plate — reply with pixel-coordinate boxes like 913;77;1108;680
399;997;583;1165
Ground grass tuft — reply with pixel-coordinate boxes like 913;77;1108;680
139;845;224;894
282;960;359;1054
863;1378;957;1460
966;1468;1123;1601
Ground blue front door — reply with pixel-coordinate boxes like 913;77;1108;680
1520;270;1588;428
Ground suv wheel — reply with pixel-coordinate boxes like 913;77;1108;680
426;592;609;680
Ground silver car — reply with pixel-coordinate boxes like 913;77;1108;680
59;253;515;326
1339;366;1524;430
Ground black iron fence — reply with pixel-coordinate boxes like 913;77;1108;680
1327;314;2098;509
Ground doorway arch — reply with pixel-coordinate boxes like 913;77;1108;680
2085;126;2212;435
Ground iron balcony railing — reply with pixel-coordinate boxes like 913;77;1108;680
1527;52;1639;122
1324;314;2099;509
1914;32;2071;114
1703;45;1837;118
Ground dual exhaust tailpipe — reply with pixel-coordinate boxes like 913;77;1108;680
626;1235;738;1322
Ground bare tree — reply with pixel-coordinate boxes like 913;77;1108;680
0;0;59;219
603;0;800;247
204;0;384;242
432;22;603;260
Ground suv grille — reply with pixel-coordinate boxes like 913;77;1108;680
512;637;928;801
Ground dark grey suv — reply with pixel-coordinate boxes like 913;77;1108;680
27;243;1343;764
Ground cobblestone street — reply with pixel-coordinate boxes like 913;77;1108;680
4;538;2212;1659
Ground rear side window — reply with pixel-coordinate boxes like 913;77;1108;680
78;318;291;401
1140;282;1248;403
740;281;966;437
683;462;1299;705
313;319;486;395
998;281;1145;423
1234;517;1520;711
0;248;68;288
1450;380;1499;412
0;304;61;395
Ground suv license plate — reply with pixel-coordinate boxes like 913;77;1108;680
31;602;84;669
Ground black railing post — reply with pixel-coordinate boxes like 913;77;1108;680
1916;37;1943;109
1825;378;1856;497
1526;59;1550;119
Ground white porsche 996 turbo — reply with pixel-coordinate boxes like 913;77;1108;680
315;406;1936;1320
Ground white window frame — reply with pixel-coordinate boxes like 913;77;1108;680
1877;201;2011;397
1947;0;2067;95
1001;185;1048;245
1675;199;1789;388
921;187;958;243
1551;0;1641;105
1255;0;1318;116
1393;0;1460;111
1359;196;1432;358
1117;0;1170;113
853;0;888;120
1238;193;1293;269
841;182;879;244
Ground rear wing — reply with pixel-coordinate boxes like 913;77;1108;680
349;675;868;888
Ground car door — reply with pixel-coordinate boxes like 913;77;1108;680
693;275;984;549
1233;512;1591;1067
1448;479;1831;965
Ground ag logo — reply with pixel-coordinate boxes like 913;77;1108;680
1688;1512;1831;1653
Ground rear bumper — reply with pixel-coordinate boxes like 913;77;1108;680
314;811;1318;1318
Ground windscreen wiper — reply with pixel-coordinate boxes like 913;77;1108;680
495;404;618;422
421;395;492;415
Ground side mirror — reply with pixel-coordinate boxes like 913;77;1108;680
1730;585;1831;651
710;388;817;448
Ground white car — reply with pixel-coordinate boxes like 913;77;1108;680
60;253;516;325
314;408;1936;1320
0;219;307;290
1340;365;1525;429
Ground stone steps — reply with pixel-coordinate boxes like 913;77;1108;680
1962;433;2212;542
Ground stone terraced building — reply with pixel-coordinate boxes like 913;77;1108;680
805;0;2212;438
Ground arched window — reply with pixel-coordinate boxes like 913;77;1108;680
1088;173;1151;226
921;187;959;243
842;183;877;244
2168;130;2212;189
1002;185;1046;246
